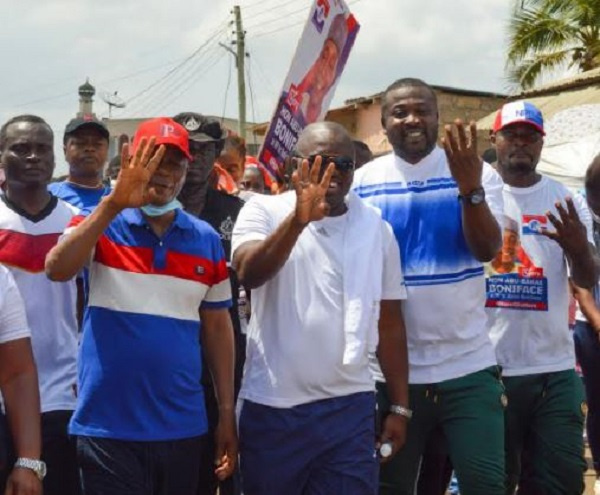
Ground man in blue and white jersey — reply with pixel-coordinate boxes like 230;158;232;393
353;78;505;495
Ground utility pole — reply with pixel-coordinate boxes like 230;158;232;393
233;5;247;139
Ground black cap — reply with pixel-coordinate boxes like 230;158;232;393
172;112;227;143
64;115;109;141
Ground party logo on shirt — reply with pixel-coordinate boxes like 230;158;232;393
219;216;234;241
195;266;205;275
485;214;548;311
522;215;547;235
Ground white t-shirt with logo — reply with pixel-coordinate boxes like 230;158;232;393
485;176;593;376
232;192;407;408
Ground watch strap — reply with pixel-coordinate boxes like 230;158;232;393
14;458;46;480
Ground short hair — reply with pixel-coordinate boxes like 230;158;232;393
585;153;600;195
0;115;52;148
222;135;246;157
381;78;437;118
106;155;121;181
353;140;373;168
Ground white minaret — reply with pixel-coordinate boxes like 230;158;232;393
77;78;95;117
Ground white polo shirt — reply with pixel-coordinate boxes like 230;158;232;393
232;192;407;408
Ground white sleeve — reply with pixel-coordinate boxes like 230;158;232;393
482;162;505;221
231;196;276;257
381;220;407;300
573;191;594;245
0;267;30;344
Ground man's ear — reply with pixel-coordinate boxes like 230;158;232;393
490;132;497;146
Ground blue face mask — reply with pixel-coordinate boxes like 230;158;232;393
141;199;182;217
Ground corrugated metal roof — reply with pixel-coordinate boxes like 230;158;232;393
477;70;600;130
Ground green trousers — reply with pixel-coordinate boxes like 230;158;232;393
503;370;586;495
377;366;506;495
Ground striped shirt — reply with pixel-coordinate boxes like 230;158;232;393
353;147;504;383
68;207;232;441
0;194;79;412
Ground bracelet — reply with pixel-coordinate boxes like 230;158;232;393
389;404;413;419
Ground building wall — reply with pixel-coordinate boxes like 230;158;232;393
327;90;506;158
103;117;264;159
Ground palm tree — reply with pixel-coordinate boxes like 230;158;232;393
507;0;600;89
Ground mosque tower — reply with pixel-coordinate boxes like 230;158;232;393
77;78;96;117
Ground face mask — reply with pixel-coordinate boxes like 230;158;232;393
141;199;182;217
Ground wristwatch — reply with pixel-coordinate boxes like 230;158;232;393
389;404;413;420
14;458;47;480
458;187;486;206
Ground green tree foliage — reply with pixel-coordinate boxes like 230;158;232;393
507;0;600;89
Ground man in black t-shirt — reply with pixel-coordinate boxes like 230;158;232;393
173;112;245;495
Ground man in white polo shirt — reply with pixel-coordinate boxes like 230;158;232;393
353;77;506;495
232;122;409;495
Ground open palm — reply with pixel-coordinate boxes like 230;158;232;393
110;137;166;210
291;156;335;225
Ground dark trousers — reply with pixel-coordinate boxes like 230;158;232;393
504;370;586;495
574;320;600;474
77;434;209;495
377;367;506;495
0;410;80;495
239;393;378;495
416;427;453;495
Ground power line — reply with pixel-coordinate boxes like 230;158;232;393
130;42;224;117
126;32;228;117
243;0;302;22
222;51;234;120
125;20;229;106
252;17;307;38
151;50;228;116
246;57;259;146
245;4;311;31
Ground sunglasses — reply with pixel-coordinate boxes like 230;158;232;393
293;154;355;172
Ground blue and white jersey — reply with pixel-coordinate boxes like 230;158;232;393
353;147;504;383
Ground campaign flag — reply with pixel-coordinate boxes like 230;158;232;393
258;0;360;180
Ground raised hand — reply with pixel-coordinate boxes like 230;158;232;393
291;155;335;226
108;137;166;211
542;198;589;257
442;119;483;195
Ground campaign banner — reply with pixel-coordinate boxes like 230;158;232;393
258;0;360;179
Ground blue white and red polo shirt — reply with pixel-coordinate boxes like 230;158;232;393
68;207;232;441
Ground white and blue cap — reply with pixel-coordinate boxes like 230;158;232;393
493;101;545;135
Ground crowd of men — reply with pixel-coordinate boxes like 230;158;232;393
0;76;599;495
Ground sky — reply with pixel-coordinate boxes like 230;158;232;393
0;0;520;174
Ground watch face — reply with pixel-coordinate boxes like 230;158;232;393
471;191;485;204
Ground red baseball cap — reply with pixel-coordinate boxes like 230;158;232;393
131;117;192;160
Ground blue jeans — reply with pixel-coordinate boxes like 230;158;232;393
574;320;600;473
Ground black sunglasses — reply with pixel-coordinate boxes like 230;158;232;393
293;154;355;172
